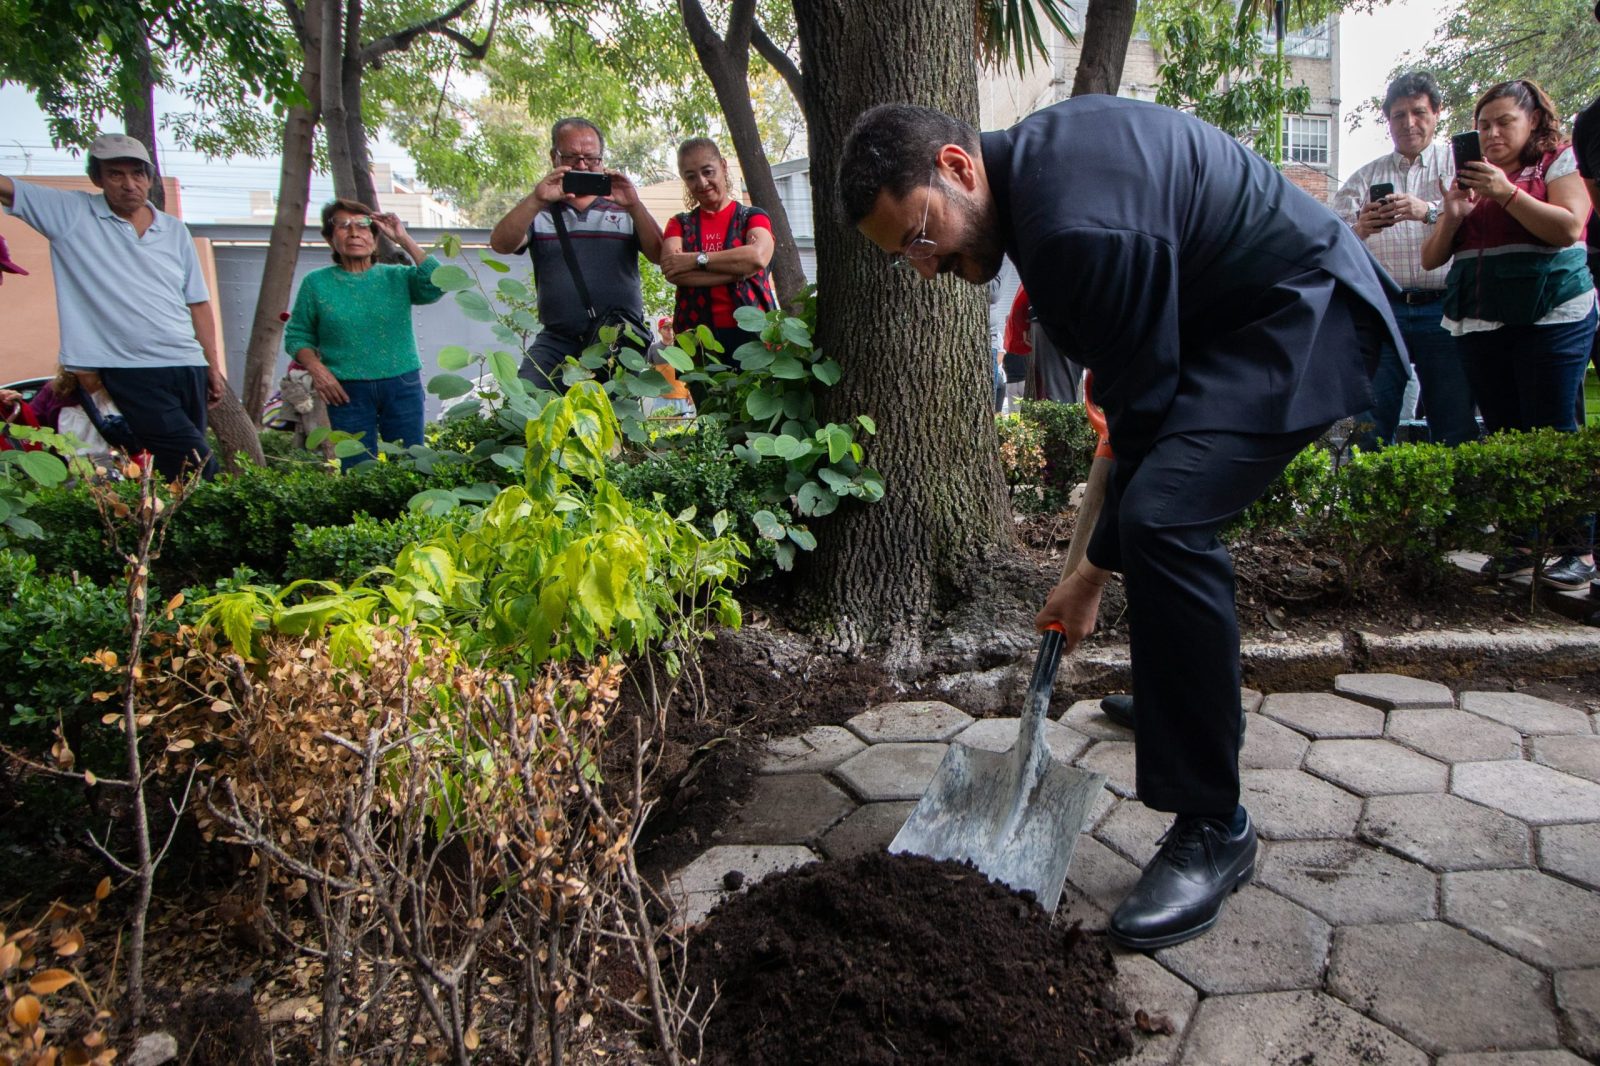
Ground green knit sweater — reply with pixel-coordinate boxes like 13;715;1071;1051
283;256;444;380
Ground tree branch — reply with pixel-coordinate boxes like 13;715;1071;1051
358;0;482;65
751;21;803;105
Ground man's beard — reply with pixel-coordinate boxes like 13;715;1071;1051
945;190;1006;284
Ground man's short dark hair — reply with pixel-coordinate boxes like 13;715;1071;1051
1382;72;1442;116
551;117;605;157
837;103;979;226
86;156;155;184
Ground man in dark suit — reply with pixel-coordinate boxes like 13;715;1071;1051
839;98;1401;950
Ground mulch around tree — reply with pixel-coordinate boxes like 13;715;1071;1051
686;851;1135;1066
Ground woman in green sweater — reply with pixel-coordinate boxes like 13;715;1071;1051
284;198;444;467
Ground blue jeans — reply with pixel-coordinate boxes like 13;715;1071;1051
1398;299;1479;446
1353;341;1409;449
1458;305;1598;553
326;370;425;470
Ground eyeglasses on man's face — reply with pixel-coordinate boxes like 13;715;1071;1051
332;216;373;232
889;170;939;272
558;153;604;168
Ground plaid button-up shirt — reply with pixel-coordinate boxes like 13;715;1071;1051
1329;141;1454;292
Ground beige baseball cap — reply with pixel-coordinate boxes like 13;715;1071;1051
87;133;152;165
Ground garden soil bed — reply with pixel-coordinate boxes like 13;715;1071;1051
685;851;1134;1066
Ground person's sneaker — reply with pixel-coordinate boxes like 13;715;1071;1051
1480;553;1535;579
1100;694;1247;751
1538;554;1599;591
1109;811;1257;951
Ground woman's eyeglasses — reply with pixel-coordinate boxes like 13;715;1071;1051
332;217;373;232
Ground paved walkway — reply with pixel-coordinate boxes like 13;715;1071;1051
667;673;1600;1064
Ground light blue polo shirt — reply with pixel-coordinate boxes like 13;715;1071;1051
4;179;209;369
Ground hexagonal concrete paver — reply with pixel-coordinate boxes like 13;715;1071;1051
1460;691;1592;735
1452;761;1600;824
1155;885;1331;995
1261;692;1387;738
1537;823;1600;890
1443;869;1600;970
1386;708;1524;764
1436;1053;1593;1065
666;844;819;926
718;774;856;846
1335;672;1455;710
1240;713;1313;770
830;742;948;802
1241;769;1363;840
1181;990;1428;1065
1077;740;1138;798
845;700;973;743
1093;798;1174;866
1256;839;1437;925
1059;697;1134;741
1360;793;1531;871
1108;952;1198;1066
1555;968;1600;1061
758;725;867;775
817;801;916;861
1530;734;1600;785
1305;739;1449;796
952;716;1090;764
1328;922;1560;1054
1063;834;1142;921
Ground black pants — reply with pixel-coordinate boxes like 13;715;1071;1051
98;365;217;480
1104;423;1329;815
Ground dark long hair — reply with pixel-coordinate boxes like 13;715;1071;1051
1473;80;1566;168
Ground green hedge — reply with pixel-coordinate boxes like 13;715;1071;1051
23;463;427;588
284;509;467;585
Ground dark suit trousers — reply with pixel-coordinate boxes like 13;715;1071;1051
1105;423;1328;815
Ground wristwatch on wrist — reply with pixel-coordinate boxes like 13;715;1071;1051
1424;204;1440;225
695;252;709;267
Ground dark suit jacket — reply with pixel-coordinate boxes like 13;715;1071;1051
982;97;1403;465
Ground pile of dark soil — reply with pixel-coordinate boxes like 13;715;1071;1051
686;852;1134;1066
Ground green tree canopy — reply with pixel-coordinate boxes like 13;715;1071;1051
1377;0;1599;129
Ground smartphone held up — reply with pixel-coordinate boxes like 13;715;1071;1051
562;170;612;197
1450;131;1482;190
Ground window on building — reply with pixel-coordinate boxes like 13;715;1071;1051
1260;19;1332;58
1282;115;1330;167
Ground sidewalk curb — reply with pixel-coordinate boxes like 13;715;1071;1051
1050;625;1600;695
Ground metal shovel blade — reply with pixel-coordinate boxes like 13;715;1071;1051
889;628;1106;913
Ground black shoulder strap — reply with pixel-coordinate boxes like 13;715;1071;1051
549;207;597;323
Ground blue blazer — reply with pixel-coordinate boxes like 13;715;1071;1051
982;97;1403;461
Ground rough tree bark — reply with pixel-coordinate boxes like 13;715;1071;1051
678;0;807;308
791;0;1012;665
241;0;324;425
321;0;361;202
121;28;166;212
1070;0;1140;96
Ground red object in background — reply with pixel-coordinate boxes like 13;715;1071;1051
0;395;42;451
1003;287;1032;355
0;233;29;282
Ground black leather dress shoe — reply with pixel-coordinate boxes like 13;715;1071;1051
1108;811;1257;951
1099;694;1247;750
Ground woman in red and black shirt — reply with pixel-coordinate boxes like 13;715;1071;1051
660;138;777;364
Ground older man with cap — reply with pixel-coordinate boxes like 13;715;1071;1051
0;133;224;478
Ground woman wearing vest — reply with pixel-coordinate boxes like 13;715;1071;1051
1423;78;1598;590
659;138;777;383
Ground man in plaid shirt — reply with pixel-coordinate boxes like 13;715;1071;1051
1331;72;1479;447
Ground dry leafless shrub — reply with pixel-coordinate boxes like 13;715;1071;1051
133;624;706;1064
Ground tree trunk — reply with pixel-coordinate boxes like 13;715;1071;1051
791;0;1012;664
1070;0;1140;97
241;1;323;424
321;0;359;200
679;0;807;307
342;0;381;211
121;28;165;212
209;389;268;470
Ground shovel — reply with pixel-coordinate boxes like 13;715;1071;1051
890;384;1114;914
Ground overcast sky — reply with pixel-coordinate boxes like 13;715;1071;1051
0;2;1449;221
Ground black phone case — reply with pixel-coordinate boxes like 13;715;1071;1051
563;172;612;196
